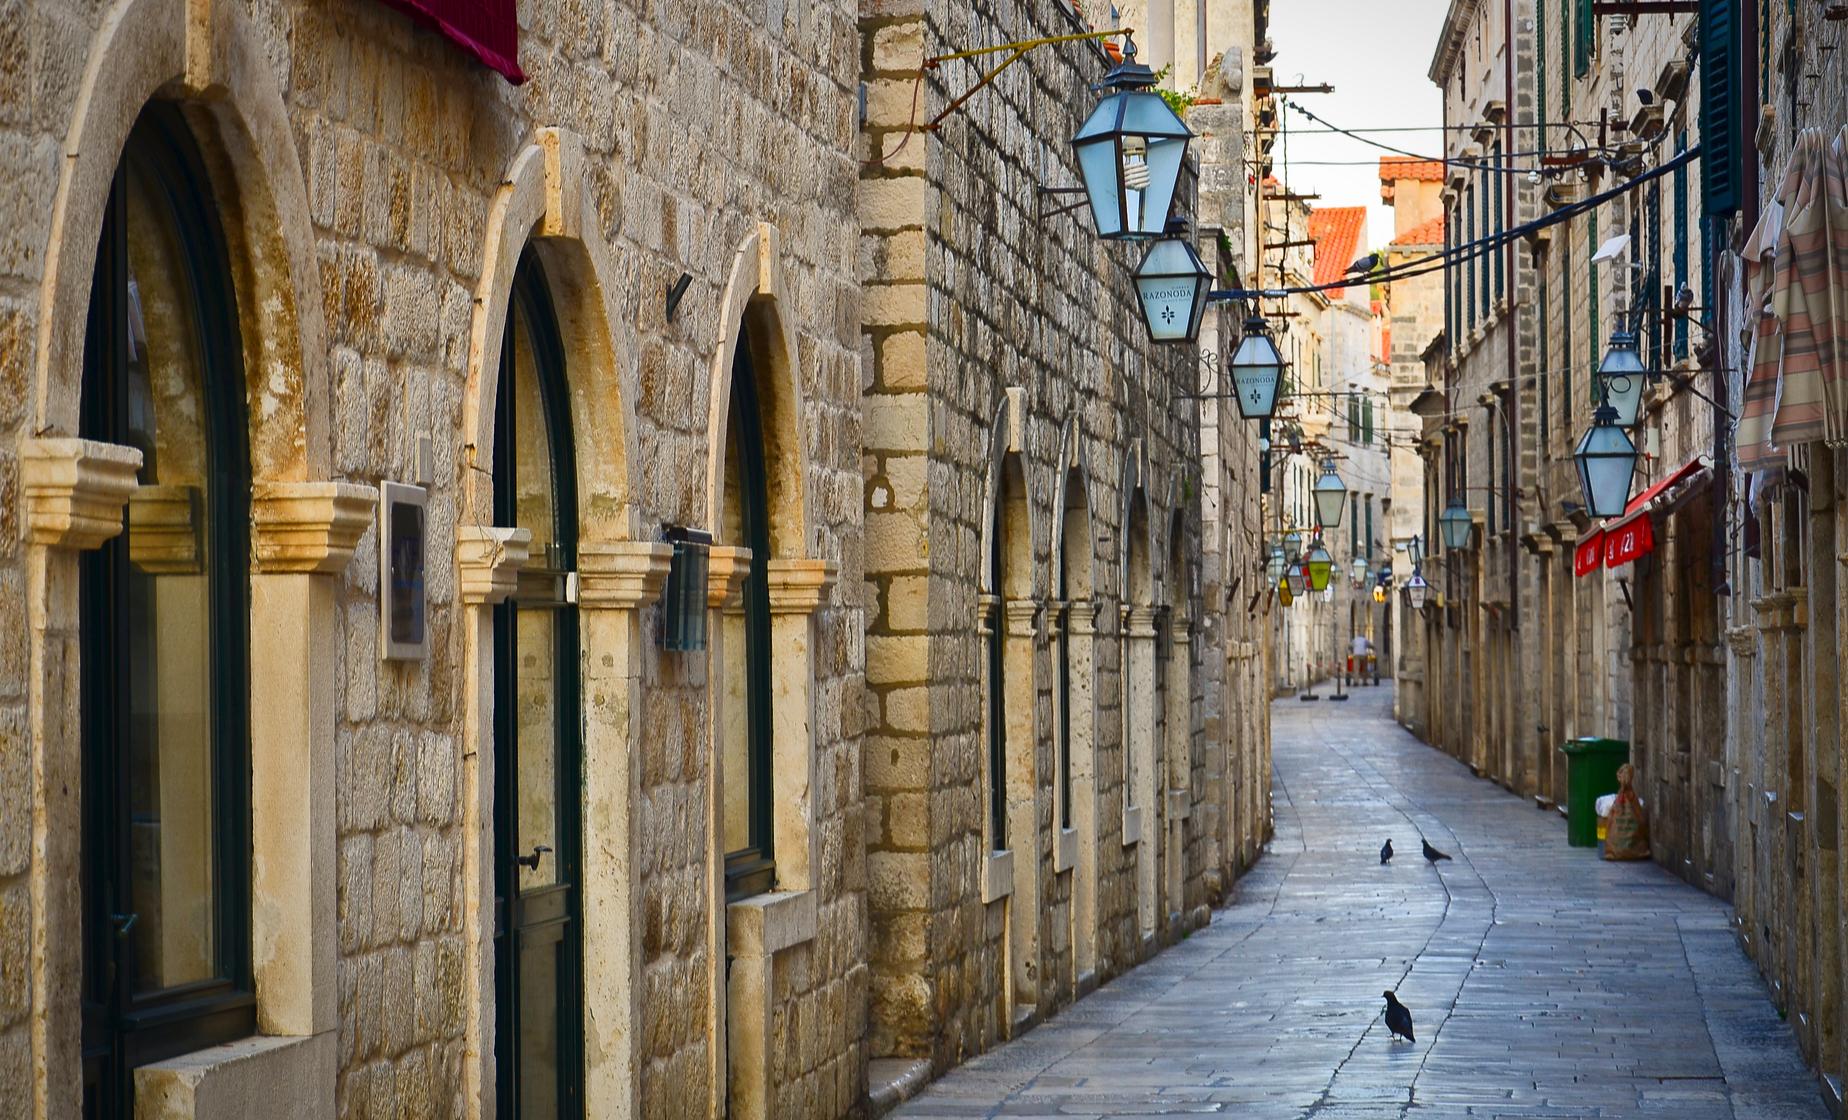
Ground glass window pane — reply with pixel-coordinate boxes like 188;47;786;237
512;301;556;565
516;607;559;890
122;158;217;994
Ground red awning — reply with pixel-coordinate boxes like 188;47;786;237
376;0;525;82
1573;531;1605;577
1573;455;1712;577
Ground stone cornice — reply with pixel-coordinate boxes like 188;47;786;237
456;525;532;606
1003;598;1040;637
1066;599;1097;636
977;592;1000;636
766;557;837;616
253;481;377;574
20;437;142;550
1126;605;1160;638
707;545;752;610
1043;599;1067;639
577;540;673;609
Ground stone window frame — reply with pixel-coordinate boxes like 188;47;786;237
1117;443;1161;945
701;223;837;1120
22;1;367;1114
457;130;665;1120
975;387;1045;1024
1049;420;1101;987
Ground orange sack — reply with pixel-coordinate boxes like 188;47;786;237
1603;762;1651;861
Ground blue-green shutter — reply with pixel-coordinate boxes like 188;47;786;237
1674;131;1690;359
1575;0;1593;78
1537;2;1548;151
1700;0;1741;216
1588;209;1600;403
1466;187;1477;331
1494;144;1505;300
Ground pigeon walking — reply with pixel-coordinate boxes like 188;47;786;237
1421;839;1452;864
1380;839;1393;865
1382;990;1415;1043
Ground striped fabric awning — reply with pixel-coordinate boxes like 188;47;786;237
1738;126;1848;471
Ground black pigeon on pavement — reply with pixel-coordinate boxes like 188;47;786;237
1380;839;1393;864
1421;838;1452;864
1382;990;1415;1043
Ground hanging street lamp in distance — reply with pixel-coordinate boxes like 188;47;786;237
1405;571;1430;610
1134;219;1212;343
1574;401;1640;518
1312;459;1347;529
1438;496;1473;552
1228;315;1287;419
1595;327;1648;428
1304;541;1333;592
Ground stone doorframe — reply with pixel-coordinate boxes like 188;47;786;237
1049;420;1100;991
24;0;359;1114
702;223;836;1120
458;130;660;1120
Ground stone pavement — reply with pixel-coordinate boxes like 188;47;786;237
889;686;1828;1119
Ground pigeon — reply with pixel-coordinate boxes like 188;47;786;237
1380;839;1394;865
1346;251;1381;276
1382;990;1415;1043
1421;839;1452;864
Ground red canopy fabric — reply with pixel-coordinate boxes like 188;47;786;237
377;0;525;83
1574;531;1605;578
1602;516;1655;569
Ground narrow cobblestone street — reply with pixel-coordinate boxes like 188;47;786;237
891;687;1827;1119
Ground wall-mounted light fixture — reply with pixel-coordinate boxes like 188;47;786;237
660;526;713;651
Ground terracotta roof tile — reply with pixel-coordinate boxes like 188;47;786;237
1380;156;1446;183
1392;213;1446;247
1307;206;1368;295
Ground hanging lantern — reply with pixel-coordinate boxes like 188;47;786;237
1134;220;1212;343
1070;34;1193;240
1406;533;1424;569
1283;529;1302;558
1278;575;1294;607
1265;544;1287;584
1438;496;1473;551
1372;584;1387;603
1574;402;1640;518
1350;557;1368;585
1596;328;1647;428
1285;565;1306;596
1304;541;1333;592
1230;314;1285;419
1311;459;1347;529
1405;571;1431;609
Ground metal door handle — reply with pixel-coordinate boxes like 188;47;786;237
514;845;552;870
109;912;138;938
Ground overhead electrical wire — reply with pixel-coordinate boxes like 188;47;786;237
1281;98;1601;176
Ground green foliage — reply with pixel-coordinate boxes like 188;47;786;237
1151;65;1197;115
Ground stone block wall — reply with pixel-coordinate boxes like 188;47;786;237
1;0;865;1116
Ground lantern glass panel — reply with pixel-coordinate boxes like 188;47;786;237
1286;568;1306;595
1312;461;1347;528
1134;236;1210;342
1072;91;1191;239
1230;322;1283;419
1305;544;1333;592
1597;333;1647;427
1439;499;1472;551
1574;414;1639;518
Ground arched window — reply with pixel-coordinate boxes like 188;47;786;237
722;331;776;899
985;476;1010;851
79;105;255;1112
493;252;584;1117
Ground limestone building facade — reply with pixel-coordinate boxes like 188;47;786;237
0;0;1275;1117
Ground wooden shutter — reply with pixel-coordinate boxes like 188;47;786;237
1700;0;1741;216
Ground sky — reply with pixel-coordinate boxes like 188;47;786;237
1262;0;1451;250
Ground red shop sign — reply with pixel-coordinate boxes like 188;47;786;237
1602;515;1655;569
1573;530;1605;578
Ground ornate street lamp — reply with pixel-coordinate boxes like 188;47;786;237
1230;315;1285;419
1312;459;1347;529
1574;401;1640;518
1351;557;1368;585
1406;533;1424;569
1405;571;1431;610
1283;529;1302;558
1134;220;1211;343
1438;496;1473;551
1278;575;1294;607
1595;327;1647;428
1071;34;1193;240
1285;564;1306;596
1265;543;1287;584
1304;541;1333;592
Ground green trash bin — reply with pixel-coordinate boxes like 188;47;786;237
1560;737;1630;847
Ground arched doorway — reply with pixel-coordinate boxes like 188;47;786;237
78;104;256;1115
492;251;585;1117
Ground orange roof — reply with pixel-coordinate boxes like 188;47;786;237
1379;156;1446;183
1307;206;1368;295
1392;213;1446;247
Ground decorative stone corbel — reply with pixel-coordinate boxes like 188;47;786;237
1003;598;1040;638
20;437;142;550
1127;606;1160;639
456;525;533;606
1043;600;1067;640
252;481;377;574
976;592;1000;636
765;557;836;616
127;485;203;573
707;545;753;610
577;540;674;609
1066;599;1096;637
